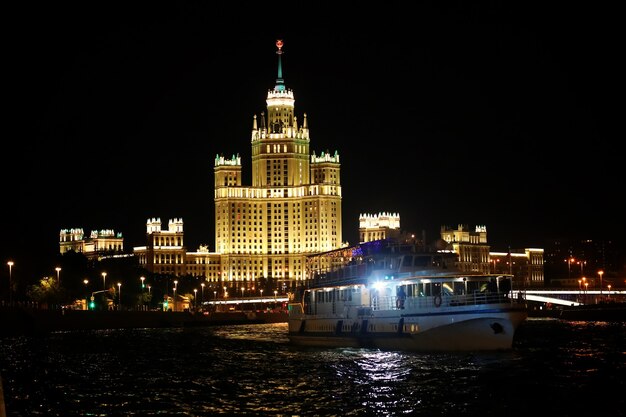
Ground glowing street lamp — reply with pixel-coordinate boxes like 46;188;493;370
7;261;14;304
274;290;277;301
82;279;89;309
241;287;245;298
607;284;611;298
173;280;178;312
260;289;263;298
102;272;107;290
598;270;604;295
55;267;61;288
140;276;145;290
194;288;197;310
147;285;151;294
201;282;205;303
117;282;122;310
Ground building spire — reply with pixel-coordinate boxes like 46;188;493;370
275;39;285;92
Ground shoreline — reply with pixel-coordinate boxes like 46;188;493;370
0;307;287;336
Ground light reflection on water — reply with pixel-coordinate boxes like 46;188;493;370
0;319;624;416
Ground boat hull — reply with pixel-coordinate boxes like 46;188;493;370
288;306;527;351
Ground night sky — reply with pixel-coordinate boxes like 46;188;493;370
3;3;622;272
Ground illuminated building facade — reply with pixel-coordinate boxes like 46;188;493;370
133;40;343;291
213;40;342;290
359;212;401;243
133;218;188;277
439;224;544;287
440;224;490;273
489;249;544;288
59;228;124;260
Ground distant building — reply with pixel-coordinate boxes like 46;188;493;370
59;228;124;260
359;212;401;243
440;224;544;288
133;218;188;277
440;224;490;273
489;249;544;288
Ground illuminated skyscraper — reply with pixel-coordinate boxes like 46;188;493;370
133;41;343;291
213;40;343;290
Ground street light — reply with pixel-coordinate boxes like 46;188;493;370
241;287;245;298
55;267;61;288
140;276;145;290
194;288;197;310
83;279;89;308
117;283;121;310
102;272;107;290
274;290;277;301
148;285;151;294
607;284;611;298
201;283;205;303
7;261;14;304
598;270;604;295
174;280;178;312
260;289;263;298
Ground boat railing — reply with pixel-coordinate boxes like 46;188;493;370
371;291;516;311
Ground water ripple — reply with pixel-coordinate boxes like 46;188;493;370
1;320;625;416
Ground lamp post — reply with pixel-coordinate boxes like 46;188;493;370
173;280;178;312
241;286;245;298
55;267;61;288
274;290;277;301
260;289;263;299
607;284;611;298
213;290;217;300
140;276;145;290
102;272;107;290
194;288;197;310
598;270;604;295
117;282;122;310
7;261;14;304
83;279;89;310
148;285;151;294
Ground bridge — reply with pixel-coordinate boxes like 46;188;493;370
521;289;626;306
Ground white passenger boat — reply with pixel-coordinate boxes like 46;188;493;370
288;240;528;351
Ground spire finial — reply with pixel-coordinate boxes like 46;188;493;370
275;39;285;91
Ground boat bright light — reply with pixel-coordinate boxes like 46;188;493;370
372;281;385;291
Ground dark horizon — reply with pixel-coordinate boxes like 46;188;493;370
3;3;622;276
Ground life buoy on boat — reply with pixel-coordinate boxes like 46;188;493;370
434;295;442;307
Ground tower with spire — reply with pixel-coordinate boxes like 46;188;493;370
214;40;343;289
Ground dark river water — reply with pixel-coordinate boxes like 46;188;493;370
1;318;624;416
